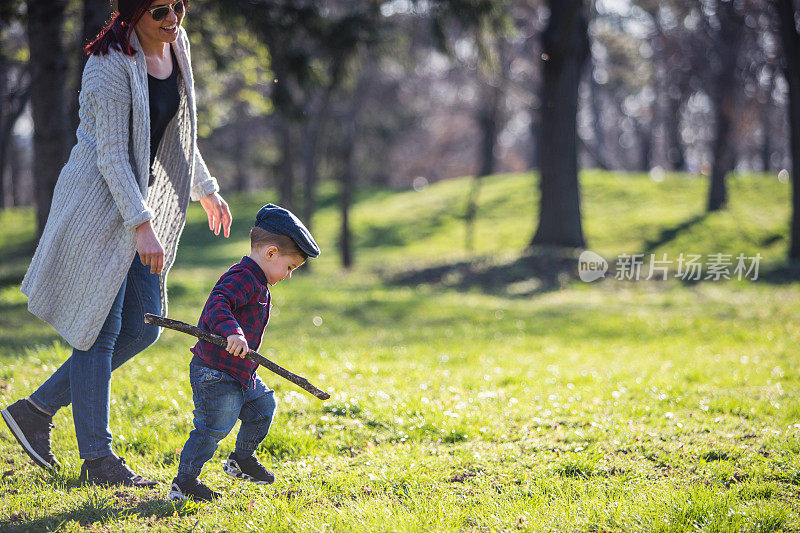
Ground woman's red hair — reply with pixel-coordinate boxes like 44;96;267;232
85;0;187;56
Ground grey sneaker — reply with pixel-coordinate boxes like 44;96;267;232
168;473;220;502
222;452;274;484
78;454;158;488
1;399;59;471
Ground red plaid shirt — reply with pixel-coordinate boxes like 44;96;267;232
190;256;271;389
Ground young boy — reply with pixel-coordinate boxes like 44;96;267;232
168;204;320;502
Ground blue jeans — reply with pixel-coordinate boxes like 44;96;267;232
177;363;276;477
29;256;162;459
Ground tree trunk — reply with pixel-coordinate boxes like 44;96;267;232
588;70;611;170
70;0;110;134
0;54;7;209
27;0;70;237
707;95;734;211
339;114;354;269
707;0;742;212
8;136;23;207
761;65;775;173
276;114;295;210
637;120;652;172
776;0;800;261
528;108;540;170
0;82;31;209
665;93;686;171
298;88;331;275
476;80;501;178
0;53;5;209
233;104;249;192
338;53;372;269
300;119;321;228
0;165;6;210
465;77;503;250
530;0;589;249
301;87;332;230
233;138;248;192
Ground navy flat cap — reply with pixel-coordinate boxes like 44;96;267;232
254;204;320;258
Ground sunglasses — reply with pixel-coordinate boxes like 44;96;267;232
147;0;185;22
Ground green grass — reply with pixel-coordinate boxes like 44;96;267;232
1;170;799;532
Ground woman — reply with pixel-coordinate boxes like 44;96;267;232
1;0;231;487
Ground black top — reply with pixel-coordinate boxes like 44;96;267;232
147;47;180;186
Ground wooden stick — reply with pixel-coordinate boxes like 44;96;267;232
144;313;330;400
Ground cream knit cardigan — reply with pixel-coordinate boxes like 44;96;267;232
21;28;219;351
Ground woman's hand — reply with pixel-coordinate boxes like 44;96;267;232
135;220;165;275
199;192;232;238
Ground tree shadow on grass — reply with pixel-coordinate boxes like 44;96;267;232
0;239;35;290
0;301;61;355
1;236;36;261
384;248;580;297
617;210;800;286
0;332;62;356
0;266;51;353
642;213;709;255
637;211;800;285
0;271;25;289
382;212;715;296
1;493;196;532
755;262;800;284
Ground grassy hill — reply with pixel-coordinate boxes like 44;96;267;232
0;171;799;532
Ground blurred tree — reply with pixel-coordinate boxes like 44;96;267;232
530;0;589;248
465;57;508;251
27;0;70;236
212;0;508;266
299;86;332;228
707;0;744;211
0;0;20;22
610;0;777;178
588;6;656;171
726;2;779;173
584;67;611;170
331;47;373;269
759;63;777;173
183;3;274;192
514;2;545;172
464;21;513;251
0;1;29;208
68;0;110;133
775;0;800;260
220;1;382;267
6;0;794;265
634;0;696;172
211;1;344;211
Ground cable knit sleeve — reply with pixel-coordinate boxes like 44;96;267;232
191;146;220;201
86;56;154;230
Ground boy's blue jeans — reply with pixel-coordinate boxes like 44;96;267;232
29;256;161;459
177;363;276;478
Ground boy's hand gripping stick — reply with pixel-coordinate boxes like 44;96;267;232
144;313;330;400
